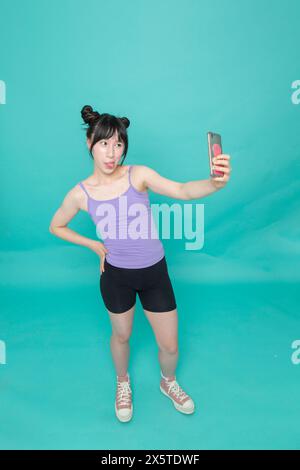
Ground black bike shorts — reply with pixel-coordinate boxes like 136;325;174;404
100;256;177;314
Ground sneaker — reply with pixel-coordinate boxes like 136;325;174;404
115;373;133;422
160;371;195;414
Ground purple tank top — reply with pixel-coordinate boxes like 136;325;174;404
78;165;165;268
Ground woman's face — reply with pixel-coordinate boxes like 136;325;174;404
87;130;125;172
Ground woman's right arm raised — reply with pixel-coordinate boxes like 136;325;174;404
49;186;108;272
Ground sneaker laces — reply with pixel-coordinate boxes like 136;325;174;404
164;379;188;402
116;380;132;406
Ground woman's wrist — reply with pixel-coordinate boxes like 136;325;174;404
87;239;99;252
209;176;225;190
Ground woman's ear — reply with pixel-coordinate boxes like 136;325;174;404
86;138;91;150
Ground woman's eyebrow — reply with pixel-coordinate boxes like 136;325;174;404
102;138;122;142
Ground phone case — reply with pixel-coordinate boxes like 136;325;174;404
207;131;224;177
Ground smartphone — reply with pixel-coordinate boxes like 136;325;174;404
207;131;224;177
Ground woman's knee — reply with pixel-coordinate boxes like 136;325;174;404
108;305;135;343
112;330;132;343
159;343;178;355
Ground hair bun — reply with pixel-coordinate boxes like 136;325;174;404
81;105;101;126
120;116;130;129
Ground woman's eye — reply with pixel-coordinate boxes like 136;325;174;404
101;141;122;147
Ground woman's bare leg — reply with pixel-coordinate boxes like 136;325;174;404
108;304;136;378
143;308;178;379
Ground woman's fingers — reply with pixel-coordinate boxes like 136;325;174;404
213;159;230;166
213;174;229;181
100;252;107;274
213;165;230;173
213;155;231;163
211;154;231;187
215;154;230;160
100;259;105;273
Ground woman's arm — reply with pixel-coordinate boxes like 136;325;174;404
49;186;108;272
140;154;231;200
49;186;91;248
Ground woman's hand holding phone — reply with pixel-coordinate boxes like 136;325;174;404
207;131;232;189
210;154;231;189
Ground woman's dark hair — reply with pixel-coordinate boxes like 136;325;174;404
81;105;130;165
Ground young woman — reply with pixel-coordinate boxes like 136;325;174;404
49;105;231;423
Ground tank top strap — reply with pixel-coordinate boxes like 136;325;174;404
78;181;90;198
128;165;133;187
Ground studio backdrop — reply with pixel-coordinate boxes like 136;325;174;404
0;0;299;450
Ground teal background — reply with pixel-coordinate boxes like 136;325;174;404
1;0;300;450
